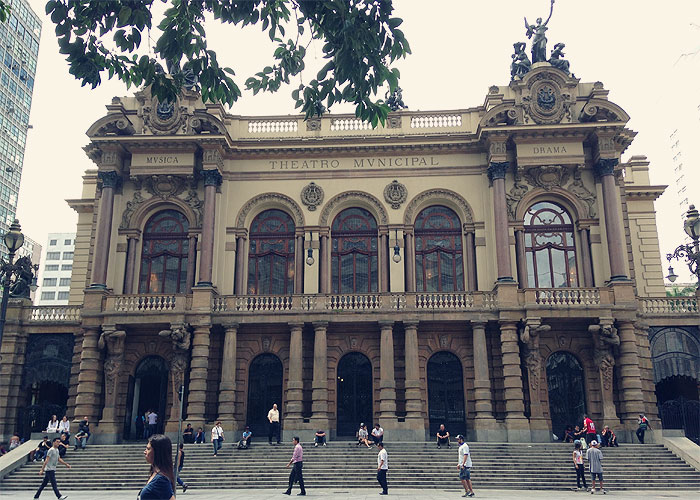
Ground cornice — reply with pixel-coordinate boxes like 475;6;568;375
624;185;666;201
67;198;96;214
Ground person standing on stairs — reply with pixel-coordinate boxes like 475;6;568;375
376;442;388;495
572;440;587;491
586;440;606;495
284;436;306;496
636;414;651;444
33;437;70;500
583;415;597;445
268;403;281;444
457;435;474;497
211;421;224;456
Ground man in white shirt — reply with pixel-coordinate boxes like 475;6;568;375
211;421;225;456
376;442;388;495
147;410;158;437
457;435;474;497
268;403;281;444
371;424;384;445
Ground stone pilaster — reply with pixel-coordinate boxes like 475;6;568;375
616;321;646;427
519;318;551;439
319;232;330;293
594;157;628;281
123;234;139;294
471;321;497;439
198;168;222;286
90;169;121;288
464;229;477;291
217;323;238;429
73;326;103;423
285;323;304;428
488;161;514;282
234;232;247;294
310;322;328;429
378;321;397;426
186;325;211;424
403;321;423;424
404;230;416;292
499;321;529;441
97;327;126;434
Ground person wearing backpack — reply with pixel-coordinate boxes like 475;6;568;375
636;414;651;444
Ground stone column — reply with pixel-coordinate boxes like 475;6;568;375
404;230;416;292
378;321;397;425
186;325;211;424
186;235;197;293
123;235;139;294
616;321;645;425
514;229;528;288
217;324;239;429
594;158;628;280
488;162;514;282
198;169;222;286
578;225;594;287
319;233;330;293
403;321;423;425
499;321;529;441
286;323;304;428
464;230;477;291
471;321;495;425
294;233;304;294
0;306;29;441
73;327;102;423
234;233;247;295
97;328;126;434
311;322;329;429
90;170;120;288
379;232;389;292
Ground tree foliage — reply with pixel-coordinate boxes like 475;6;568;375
43;0;411;126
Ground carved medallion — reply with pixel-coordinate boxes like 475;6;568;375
524;165;569;191
300;182;324;211
523;73;568;124
350;337;358;349
141;95;188;135
306;119;321;131
262;337;271;351
144;175;187;199
439;335;449;348
383;180;407;209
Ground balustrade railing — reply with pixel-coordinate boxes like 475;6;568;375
235;295;294;311
30;306;81;322
326;294;382;310
410;114;462;128
641;297;698;315
330;117;372;131
414;293;473;309
113;295;179;312
247;119;298;133
534;288;601;306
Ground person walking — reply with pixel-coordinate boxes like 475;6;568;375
283;436;306;496
457;435;474;497
376;442;388;495
146;410;158;438
175;443;188;492
33;437;70;500
268;403;281;444
572;440;587;491
586;440;605;495
211;421;224;456
636;414;651;444
139;434;175;500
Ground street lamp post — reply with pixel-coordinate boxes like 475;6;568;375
0;219;38;352
665;205;700;289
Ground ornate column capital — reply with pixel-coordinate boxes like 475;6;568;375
289;322;304;332
487;161;509;183
403;320;419;330
593;158;618;178
222;323;239;333
98;170;122;190
378;320;395;331
202;168;223;187
312;321;328;331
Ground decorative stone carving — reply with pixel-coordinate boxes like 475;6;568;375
306;119;321;131
98;328;126;402
593;158;618;178
548;43;571;75
189;114;224;134
518;320;551;391
439;335;449;348
236;192;305;228
159;323;192;351
505;170;529;220
141;97;188;135
487;161;509;183
510;42;531;80
318;191;389;226
202;169;223;187
202;149;224;168
523;165;570;191
98;170;121;189
387;116;401;128
182;189;204;227
385;87;407;111
589;323;619;392
566;167;597;218
262;337;271;351
350;337;358;349
95;116;135;136
144;175;187;199
403;188;474;225
489;141;507;156
120;190;145;229
300;182;324;211
521;72;571;124
169;351;189;401
100;151;121;167
383;180;408;210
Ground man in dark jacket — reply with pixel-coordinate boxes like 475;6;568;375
74;417;90;450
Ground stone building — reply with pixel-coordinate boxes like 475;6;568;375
1;62;698;444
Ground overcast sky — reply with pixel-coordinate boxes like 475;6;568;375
18;0;700;283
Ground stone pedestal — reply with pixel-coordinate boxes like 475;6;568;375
0;299;30;442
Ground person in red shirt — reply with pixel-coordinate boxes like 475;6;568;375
583;415;597;445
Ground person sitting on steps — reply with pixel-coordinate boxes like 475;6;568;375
357;423;371;448
436;424;451;449
314;430;327;447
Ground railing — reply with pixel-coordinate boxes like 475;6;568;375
641;297;698;315
414;293;473;309
30;306;82;322
410;114;462;128
326;294;383;310
247;119;298;133
533;288;601;306
236;295;294;311
330;118;372;131
112;295;179;312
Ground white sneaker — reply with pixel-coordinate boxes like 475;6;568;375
314;443;318;447
323;443;326;447
59;496;68;500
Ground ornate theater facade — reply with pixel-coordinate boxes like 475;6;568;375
1;63;698;444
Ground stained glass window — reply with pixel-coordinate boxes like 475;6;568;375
247;209;295;295
138;210;190;293
524;202;578;288
415;206;464;292
331;208;378;294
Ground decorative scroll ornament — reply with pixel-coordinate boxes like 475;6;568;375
383;180;408;209
524;165;569;191
566;167;597;217
120;190;145;229
505;171;529;220
300;182;324;211
487;161;509;183
144;175;187;199
182;189;204;226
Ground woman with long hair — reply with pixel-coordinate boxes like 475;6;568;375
138;434;175;500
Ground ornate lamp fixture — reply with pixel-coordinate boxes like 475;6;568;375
666;204;700;288
392;229;402;263
306;232;315;266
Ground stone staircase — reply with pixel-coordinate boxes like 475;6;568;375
2;442;699;491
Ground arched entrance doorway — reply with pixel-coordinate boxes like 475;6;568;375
246;354;283;437
546;351;586;438
336;352;373;436
427;351;466;436
124;356;169;439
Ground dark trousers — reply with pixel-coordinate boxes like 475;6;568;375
314;435;325;445
600;433;609;447
585;432;596;444
269;421;280;444
437;436;449;446
148;423;157;437
371;434;383;445
575;464;587;489
377;469;388;493
636;428;646;444
286;461;305;494
33;470;61;498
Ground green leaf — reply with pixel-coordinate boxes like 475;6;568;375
118;6;132;27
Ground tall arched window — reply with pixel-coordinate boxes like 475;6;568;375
414;205;464;292
247;209;296;295
524;201;578;288
138;210;190;293
331;207;378;293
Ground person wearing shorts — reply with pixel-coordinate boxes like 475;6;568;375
457;435;474;497
586;440;605;494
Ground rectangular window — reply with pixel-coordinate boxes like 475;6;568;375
40;291;54;301
46;252;60;260
64;239;71;245
62;251;73;260
57;291;70;301
42;278;57;287
44;264;59;271
49;239;57;245
61;264;72;271
59;277;71;287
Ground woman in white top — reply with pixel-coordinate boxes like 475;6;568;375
572;440;587;490
58;416;70;436
211;422;224;456
357;424;371;448
46;415;59;433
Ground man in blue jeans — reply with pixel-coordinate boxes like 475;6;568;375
34;438;70;499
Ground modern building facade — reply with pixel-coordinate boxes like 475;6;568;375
0;0;40;260
0;62;698;444
35;233;75;305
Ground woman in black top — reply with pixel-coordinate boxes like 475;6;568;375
57;433;70;458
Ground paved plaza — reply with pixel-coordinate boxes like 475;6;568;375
3;489;700;500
